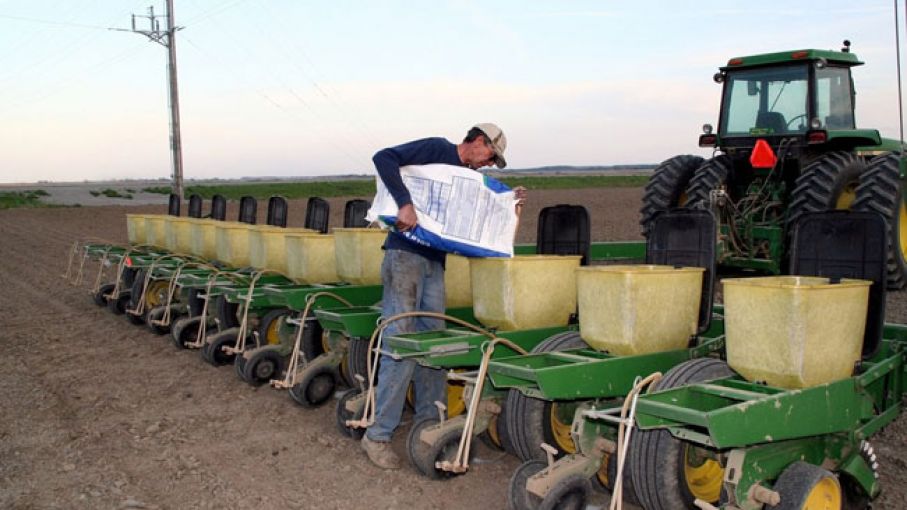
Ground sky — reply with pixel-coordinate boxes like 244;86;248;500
0;1;905;183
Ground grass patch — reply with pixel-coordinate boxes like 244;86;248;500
139;174;648;200
92;188;133;199
0;190;52;209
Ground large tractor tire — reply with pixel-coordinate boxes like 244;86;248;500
683;154;733;207
639;155;704;236
629;358;734;510
853;152;907;289
786;151;866;233
504;332;587;462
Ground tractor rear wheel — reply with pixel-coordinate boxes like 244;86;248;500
853;152;907;289
505;331;586;462
683;154;733;207
639;155;704;235
629;358;733;510
787;151;866;233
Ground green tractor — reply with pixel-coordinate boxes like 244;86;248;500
641;41;907;288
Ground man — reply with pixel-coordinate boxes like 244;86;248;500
361;123;523;469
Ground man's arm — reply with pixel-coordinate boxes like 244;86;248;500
373;143;426;231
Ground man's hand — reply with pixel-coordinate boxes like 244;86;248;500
396;203;418;231
513;186;527;216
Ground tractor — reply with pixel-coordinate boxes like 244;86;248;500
640;40;907;288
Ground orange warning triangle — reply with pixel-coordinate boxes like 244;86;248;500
750;139;777;169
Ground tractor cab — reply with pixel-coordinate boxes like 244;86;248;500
700;44;882;156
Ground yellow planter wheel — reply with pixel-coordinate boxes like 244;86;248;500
771;461;842;510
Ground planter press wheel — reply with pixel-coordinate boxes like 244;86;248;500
146;305;172;335
509;459;547;510
334;388;365;440
240;348;286;386
93;283;115;306
201;329;238;366
108;291;132;316
769;461;842;510
629;358;734;510
406;416;466;480
505;331;587;462
289;364;337;408
170;315;201;349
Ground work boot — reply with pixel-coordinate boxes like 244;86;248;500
361;435;401;470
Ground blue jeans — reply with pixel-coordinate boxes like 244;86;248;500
366;249;447;442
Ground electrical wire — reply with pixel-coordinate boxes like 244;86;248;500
179;34;370;169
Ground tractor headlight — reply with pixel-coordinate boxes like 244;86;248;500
810;117;823;130
702;124;714;135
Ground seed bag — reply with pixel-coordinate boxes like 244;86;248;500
366;164;518;257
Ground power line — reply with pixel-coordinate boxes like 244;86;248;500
0;13;114;30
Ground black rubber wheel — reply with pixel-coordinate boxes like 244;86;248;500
538;474;591;510
127;269;147;311
407;417;439;475
121;267;138;289
409;420;465;480
853;152;907;289
344;337;370;387
186;288;205;317
108;291;131;316
629;358;734;510
335;388;365;439
289;364;337;406
215;295;240;331
767;461;842;510
202;328;239;366
146;305;171;335
298;317;327;363
171;315;201;349
93;283;115;306
242;348;286;385
639;154;704;235
256;308;292;347
682;154;733;207
478;410;512;453
508;460;547;510
234;354;248;380
506;331;587;462
787;150;866;234
604;449;640;506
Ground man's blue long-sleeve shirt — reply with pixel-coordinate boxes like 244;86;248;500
373;137;464;264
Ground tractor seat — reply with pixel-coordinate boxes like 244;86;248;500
755;111;787;134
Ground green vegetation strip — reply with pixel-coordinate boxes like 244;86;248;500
143;175;648;199
0;190;51;209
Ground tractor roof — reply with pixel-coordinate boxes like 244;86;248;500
720;49;863;70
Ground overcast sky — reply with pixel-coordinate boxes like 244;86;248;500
0;1;904;183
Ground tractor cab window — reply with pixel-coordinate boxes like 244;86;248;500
815;66;855;129
720;64;809;137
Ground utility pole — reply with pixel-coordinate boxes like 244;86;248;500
129;1;184;201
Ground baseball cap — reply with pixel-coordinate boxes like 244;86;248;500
474;123;507;169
